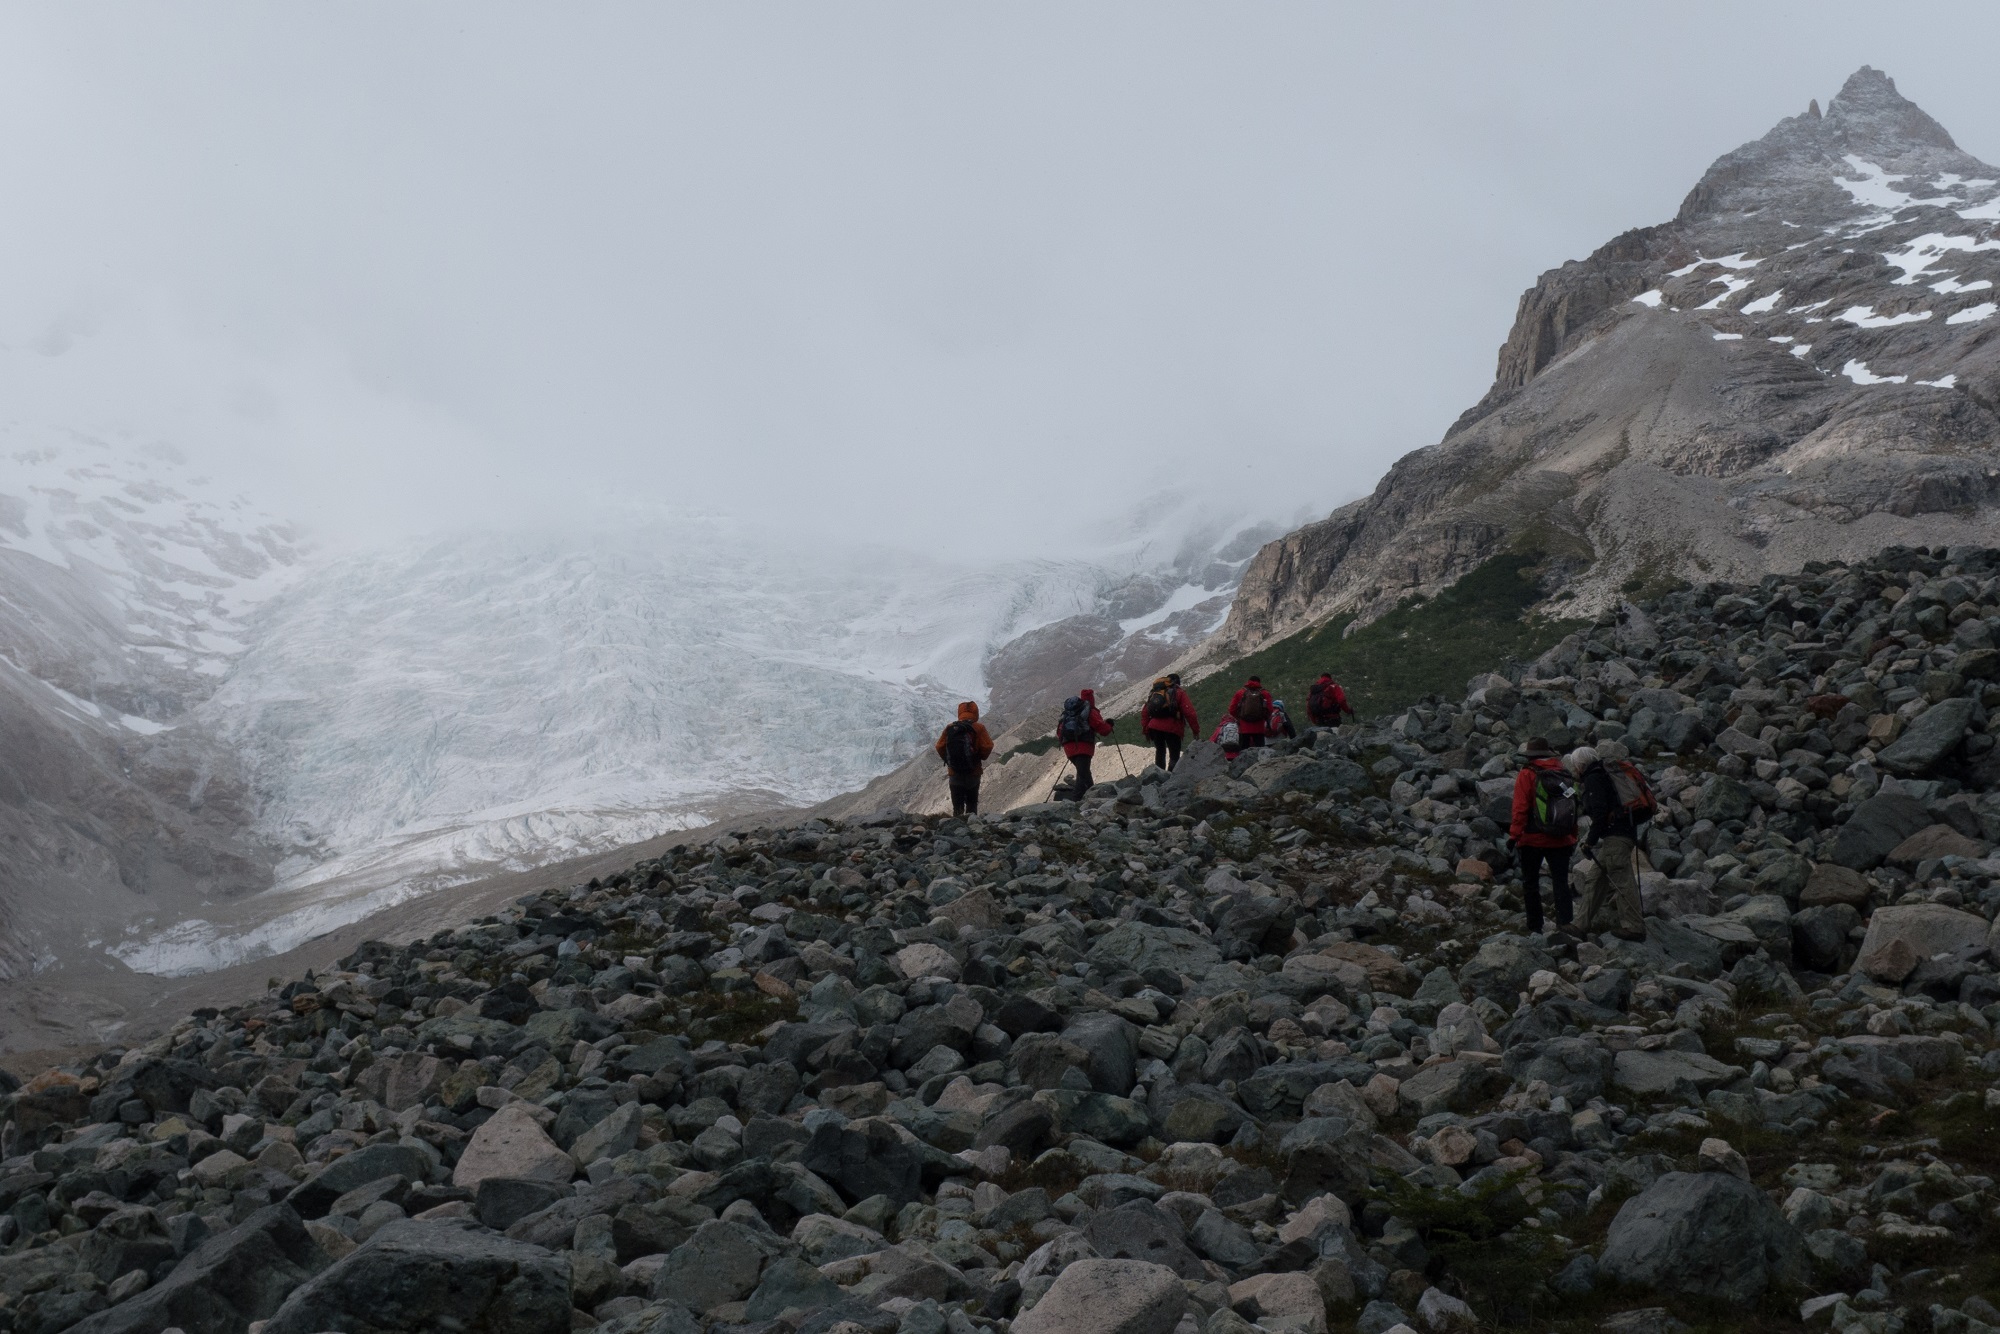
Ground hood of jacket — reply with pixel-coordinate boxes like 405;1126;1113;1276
957;701;980;722
1079;689;1096;704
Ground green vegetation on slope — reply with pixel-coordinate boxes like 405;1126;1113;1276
1101;551;1586;744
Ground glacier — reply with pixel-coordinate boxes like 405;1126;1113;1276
2;432;1274;977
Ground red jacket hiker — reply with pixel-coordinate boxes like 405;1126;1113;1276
1510;755;1579;850
1060;688;1114;757
1140;684;1199;740
1306;674;1353;725
1226;680;1276;736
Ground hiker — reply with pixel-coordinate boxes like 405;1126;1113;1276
1571;744;1654;941
1306;673;1356;727
1224;675;1276;748
1269;698;1298;741
934;701;994;815
1508;736;1578;937
1139;672;1198;772
1056;688;1113;801
1211;718;1242;760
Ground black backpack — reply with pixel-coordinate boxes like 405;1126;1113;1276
1145;680;1180;721
1057;697;1094;744
1237;689;1269;724
1525;768;1579;838
944;721;980;774
1308;680;1339;721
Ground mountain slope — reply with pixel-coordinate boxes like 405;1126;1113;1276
1219;67;2000;657
0;432;298;985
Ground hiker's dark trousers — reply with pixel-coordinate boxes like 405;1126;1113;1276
1068;755;1093;800
1146;728;1182;771
948;775;980;815
1518;844;1573;934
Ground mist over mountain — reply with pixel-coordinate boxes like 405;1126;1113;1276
0;426;1277;1023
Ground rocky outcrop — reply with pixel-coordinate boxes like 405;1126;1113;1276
1217;68;2000;657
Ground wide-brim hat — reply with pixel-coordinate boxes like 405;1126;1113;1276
1521;736;1557;757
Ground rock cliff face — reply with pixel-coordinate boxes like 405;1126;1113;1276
1220;68;2000;656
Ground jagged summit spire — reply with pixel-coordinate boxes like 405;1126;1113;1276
1677;66;1978;223
1822;64;1957;154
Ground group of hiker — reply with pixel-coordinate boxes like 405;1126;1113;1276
937;674;1655;943
1507;735;1657;940
934;669;1360;812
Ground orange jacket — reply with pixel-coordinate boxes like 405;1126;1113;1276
936;701;995;776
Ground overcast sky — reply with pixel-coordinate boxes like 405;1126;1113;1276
3;4;1998;555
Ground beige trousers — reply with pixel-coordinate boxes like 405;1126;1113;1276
1579;835;1645;935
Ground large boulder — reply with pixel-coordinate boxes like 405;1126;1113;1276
1828;793;1932;871
1855;904;1991;983
1611;1050;1746;1100
263;1218;571;1334
1457;936;1555;1006
1061;1011;1138;1095
1395;1060;1495;1118
801;1117;923;1206
1877;698;1977;775
68;1205;328;1334
1080;1201;1208;1281
1598;1172;1807;1302
1502;1038;1612;1105
651;1220;784;1313
1886;824;1990;868
1012;1259;1188;1334
289;1142;438;1219
1791;904;1862;974
453;1103;575;1189
353;1053;449;1112
1088;922;1221;977
1798;863;1871;908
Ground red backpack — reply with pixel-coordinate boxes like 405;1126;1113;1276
1607;759;1658;820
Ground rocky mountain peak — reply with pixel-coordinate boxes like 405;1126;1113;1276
1216;69;2000;660
1678;66;1975;228
1825;64;1957;154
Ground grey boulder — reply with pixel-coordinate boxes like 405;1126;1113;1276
1828;793;1932;871
69;1204;328;1334
1877;698;1977;775
262;1218;572;1334
1012;1258;1188;1334
1599;1172;1807;1302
